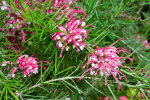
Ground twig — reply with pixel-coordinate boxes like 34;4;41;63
23;76;100;92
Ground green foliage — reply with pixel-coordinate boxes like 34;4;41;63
0;0;150;99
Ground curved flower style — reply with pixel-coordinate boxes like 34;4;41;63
2;55;48;78
65;7;87;19
79;39;133;91
52;17;95;58
2;61;14;66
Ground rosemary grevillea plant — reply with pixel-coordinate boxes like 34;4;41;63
0;0;149;99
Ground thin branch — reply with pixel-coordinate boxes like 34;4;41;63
23;76;100;92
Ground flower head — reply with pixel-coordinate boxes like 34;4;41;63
52;17;95;57
2;12;33;53
2;54;48;78
79;39;133;91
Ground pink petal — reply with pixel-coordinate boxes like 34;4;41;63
2;61;13;66
59;45;66;58
79;67;94;80
57;25;67;32
111;39;124;47
142;40;148;45
20;29;26;42
17;54;28;60
11;67;17;78
111;72;122;91
145;43;150;47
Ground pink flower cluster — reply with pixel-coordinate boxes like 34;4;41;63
1;1;34;38
50;0;94;57
0;0;34;52
52;18;95;57
2;55;48;78
2;12;34;42
79;39;133;90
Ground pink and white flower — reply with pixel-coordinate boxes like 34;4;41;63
52;17;95;57
79;39;133;91
2;54;48;78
